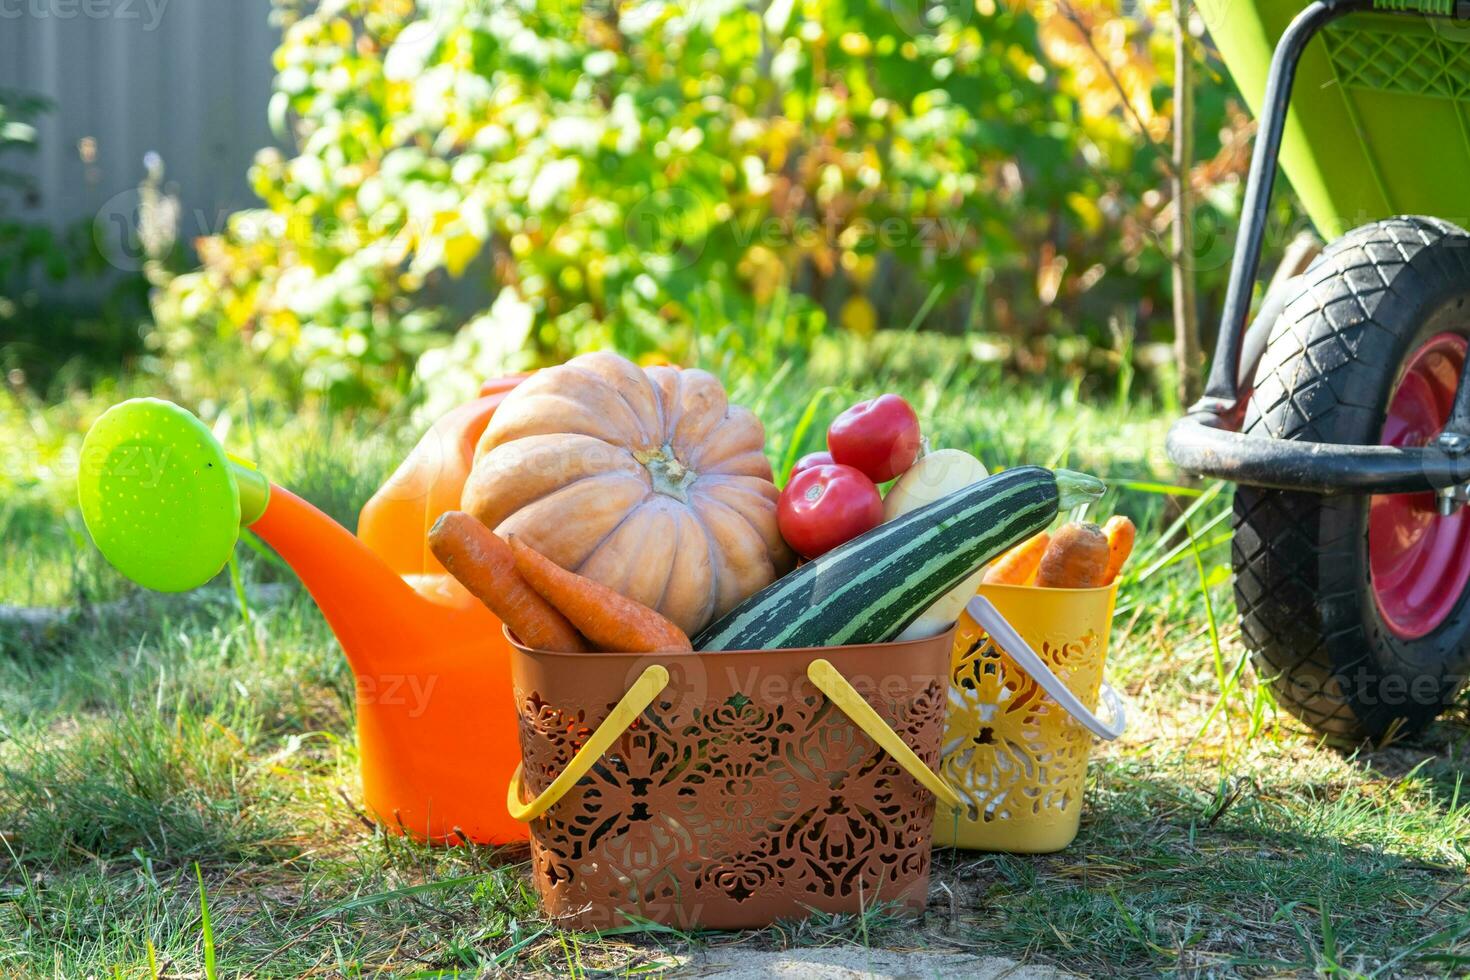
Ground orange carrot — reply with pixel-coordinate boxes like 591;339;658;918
509;537;693;653
983;531;1051;586
1034;522;1110;589
429;512;589;652
1102;515;1136;585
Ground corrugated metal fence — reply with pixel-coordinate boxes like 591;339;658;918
0;0;280;262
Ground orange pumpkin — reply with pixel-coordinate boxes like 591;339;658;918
462;352;795;636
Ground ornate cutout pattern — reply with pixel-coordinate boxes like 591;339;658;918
514;664;947;929
941;618;1105;827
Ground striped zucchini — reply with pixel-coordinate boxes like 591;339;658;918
693;466;1104;651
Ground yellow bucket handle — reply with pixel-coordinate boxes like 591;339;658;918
806;658;961;808
506;664;670;823
507;657;961;821
964;595;1127;741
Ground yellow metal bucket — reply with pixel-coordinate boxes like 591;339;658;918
935;583;1126;853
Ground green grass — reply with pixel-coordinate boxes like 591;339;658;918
3;335;1469;976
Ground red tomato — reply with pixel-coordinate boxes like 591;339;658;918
788;450;834;480
777;464;884;560
827;394;922;483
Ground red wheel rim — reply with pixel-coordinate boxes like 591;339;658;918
1369;333;1470;639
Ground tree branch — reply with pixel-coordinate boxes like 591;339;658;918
1054;0;1180;182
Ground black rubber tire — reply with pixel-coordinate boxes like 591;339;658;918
1233;216;1470;743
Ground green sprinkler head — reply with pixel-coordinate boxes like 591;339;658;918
77;398;270;592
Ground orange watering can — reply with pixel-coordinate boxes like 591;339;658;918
76;377;530;845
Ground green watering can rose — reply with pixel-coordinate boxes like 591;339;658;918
77;398;270;593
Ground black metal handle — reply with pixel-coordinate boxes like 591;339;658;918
1198;0;1377;413
1167;413;1470;494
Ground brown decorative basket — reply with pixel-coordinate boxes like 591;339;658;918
505;631;960;930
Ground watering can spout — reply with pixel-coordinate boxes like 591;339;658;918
249;485;489;676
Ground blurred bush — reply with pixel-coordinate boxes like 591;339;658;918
0;90;154;394
153;0;1256;409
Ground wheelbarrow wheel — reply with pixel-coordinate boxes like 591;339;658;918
1233;216;1470;743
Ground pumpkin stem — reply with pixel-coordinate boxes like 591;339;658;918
635;444;698;501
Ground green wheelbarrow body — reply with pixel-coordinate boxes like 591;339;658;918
1202;0;1470;240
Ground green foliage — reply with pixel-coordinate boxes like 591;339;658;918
156;0;1247;408
0;90;152;392
0;87;47;195
0;90;79;297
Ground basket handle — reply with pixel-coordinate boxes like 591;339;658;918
807;658;962;808
506;664;670;823
507;658;963;822
963;595;1127;741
